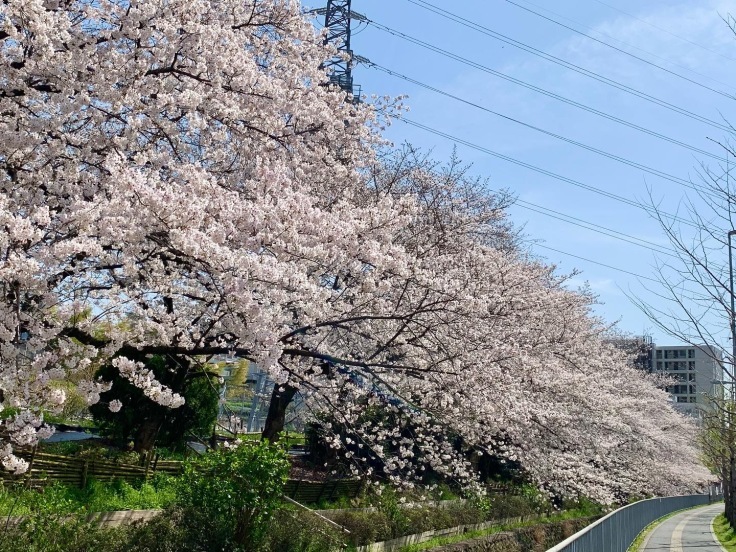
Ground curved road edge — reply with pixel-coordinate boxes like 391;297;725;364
638;502;725;551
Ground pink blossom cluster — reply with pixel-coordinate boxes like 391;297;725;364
112;357;184;408
0;0;710;502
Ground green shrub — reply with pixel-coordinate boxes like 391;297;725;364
0;513;129;552
259;508;345;552
122;508;194;552
176;440;290;551
330;510;393;546
377;487;410;537
440;502;486;525
403;506;451;534
487;494;538;519
330;494;535;547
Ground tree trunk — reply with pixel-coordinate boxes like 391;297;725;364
261;383;297;443
234;507;258;549
133;417;162;453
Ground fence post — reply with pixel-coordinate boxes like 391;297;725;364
290;478;301;500
144;452;152;481
25;444;37;484
81;459;90;488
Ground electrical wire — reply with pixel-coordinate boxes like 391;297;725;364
589;0;736;64
504;0;733;99
532;243;660;283
394;1;732;132
505;0;735;90
399;117;698;229
371;63;716;198
513;199;672;255
369;66;682;254
363;21;727;162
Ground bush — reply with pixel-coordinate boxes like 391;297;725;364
331;500;492;546
0;509;192;552
330;509;394;546
0;513;130;552
259;508;345;552
486;494;539;519
176;440;290;551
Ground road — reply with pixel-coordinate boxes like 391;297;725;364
640;503;725;551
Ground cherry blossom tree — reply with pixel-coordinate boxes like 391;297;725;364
0;0;709;502
0;0;397;470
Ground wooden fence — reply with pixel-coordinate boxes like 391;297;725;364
283;477;362;504
0;450;182;488
1;449;507;505
1;449;363;504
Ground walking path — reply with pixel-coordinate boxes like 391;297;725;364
640;503;725;551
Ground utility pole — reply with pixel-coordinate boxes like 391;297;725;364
321;0;362;102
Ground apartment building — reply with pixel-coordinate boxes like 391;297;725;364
653;345;724;416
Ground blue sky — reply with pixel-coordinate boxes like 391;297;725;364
337;0;736;347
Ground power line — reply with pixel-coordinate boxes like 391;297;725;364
400;117;698;229
514;199;672;255
589;0;736;64
363;20;726;162
396;1;732;132
403;117;688;256
361;65;681;255
504;0;734;100
371;63;715;198
506;0;735;91
532;243;660;283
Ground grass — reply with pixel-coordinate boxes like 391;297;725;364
0;476;177;517
43;413;96;429
713;513;736;550
396;507;595;552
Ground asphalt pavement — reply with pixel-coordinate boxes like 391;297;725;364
640;503;725;551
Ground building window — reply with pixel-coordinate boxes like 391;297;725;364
688;361;695;369
688;373;696;382
677;396;688;402
656;350;663;359
689;397;697;403
657;361;663;370
689;385;696;394
688;349;695;358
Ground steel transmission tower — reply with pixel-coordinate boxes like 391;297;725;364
321;0;362;102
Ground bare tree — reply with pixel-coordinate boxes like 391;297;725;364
632;146;736;523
